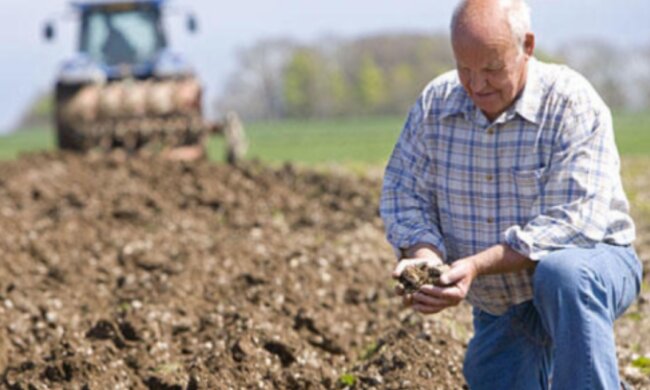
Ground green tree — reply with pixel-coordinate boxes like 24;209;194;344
357;55;387;113
389;63;416;112
324;67;350;116
216;39;296;120
283;49;322;117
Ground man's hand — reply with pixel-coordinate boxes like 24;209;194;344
392;257;443;279
411;257;479;314
392;256;443;307
393;244;534;314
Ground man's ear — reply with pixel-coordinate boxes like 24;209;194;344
524;32;535;57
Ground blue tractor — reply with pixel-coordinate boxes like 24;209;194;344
44;0;245;161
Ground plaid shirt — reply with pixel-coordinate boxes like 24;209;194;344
380;58;636;315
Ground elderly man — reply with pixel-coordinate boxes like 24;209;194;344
380;0;642;388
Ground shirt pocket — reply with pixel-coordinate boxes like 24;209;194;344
510;168;545;214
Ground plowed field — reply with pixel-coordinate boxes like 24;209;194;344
1;152;649;389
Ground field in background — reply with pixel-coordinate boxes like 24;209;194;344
610;111;650;155
1;112;648;163
208;116;404;167
0;126;55;160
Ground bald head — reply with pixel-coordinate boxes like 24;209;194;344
449;0;535;121
451;0;532;53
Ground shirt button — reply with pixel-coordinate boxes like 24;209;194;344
487;217;495;224
486;175;494;182
487;128;495;135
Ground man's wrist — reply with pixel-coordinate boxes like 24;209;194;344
466;255;483;278
401;243;443;261
466;244;534;276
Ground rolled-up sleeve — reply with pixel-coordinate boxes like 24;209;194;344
380;99;446;259
504;92;623;260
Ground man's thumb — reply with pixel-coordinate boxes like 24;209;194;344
439;266;461;286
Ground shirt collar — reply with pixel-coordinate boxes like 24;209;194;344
439;84;475;119
439;57;543;124
511;57;542;124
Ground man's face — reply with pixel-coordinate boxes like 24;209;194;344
452;30;532;121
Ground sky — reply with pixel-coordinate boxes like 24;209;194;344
1;0;649;133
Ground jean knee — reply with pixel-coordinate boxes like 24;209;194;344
533;249;589;304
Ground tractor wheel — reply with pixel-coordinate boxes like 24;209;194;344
56;123;86;151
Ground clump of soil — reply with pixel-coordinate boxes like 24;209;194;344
398;263;451;294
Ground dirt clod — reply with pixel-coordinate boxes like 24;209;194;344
398;263;451;294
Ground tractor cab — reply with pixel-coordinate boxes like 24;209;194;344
73;0;170;79
43;0;199;80
79;2;166;67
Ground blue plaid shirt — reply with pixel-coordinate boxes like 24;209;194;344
380;58;636;315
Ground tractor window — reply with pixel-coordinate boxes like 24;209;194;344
81;7;165;66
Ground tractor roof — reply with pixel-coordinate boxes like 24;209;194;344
71;0;167;11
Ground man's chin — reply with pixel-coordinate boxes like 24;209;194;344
472;96;501;111
477;104;505;121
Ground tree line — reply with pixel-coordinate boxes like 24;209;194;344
215;33;650;121
215;34;455;120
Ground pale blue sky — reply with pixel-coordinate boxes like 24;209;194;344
1;0;649;133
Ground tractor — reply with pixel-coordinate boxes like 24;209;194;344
43;0;246;162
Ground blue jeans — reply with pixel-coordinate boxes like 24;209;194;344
463;244;642;390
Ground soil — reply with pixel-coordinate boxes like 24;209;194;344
398;264;451;294
0;152;648;389
0;152;468;389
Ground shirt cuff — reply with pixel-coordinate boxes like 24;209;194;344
503;225;549;261
388;228;447;261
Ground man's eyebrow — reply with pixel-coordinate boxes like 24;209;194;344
454;59;504;69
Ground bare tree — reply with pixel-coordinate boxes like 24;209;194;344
559;40;629;109
216;38;297;120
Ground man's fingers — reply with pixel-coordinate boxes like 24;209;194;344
419;284;464;302
412;303;445;314
411;290;457;314
393;259;418;278
412;291;450;307
403;286;457;314
393;257;458;314
392;257;442;279
392;262;407;278
439;266;464;286
393;259;421;278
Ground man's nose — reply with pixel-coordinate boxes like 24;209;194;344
469;71;487;92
